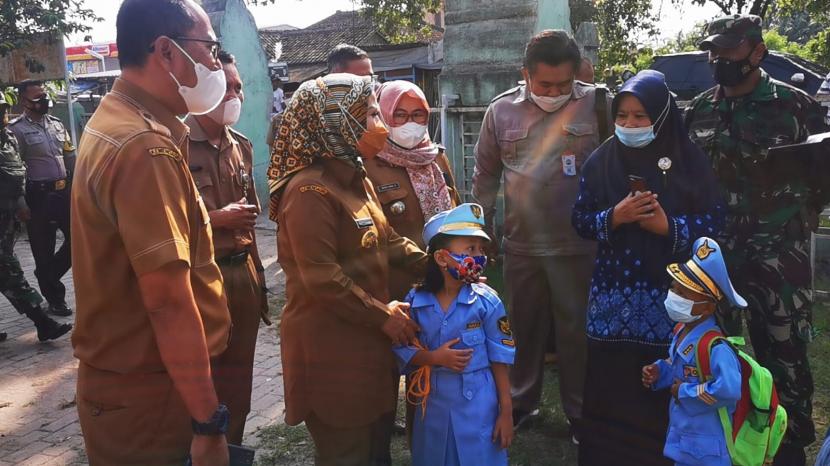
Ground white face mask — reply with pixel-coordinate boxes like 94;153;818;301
206;98;242;126
664;290;707;323
389;122;428;149
528;83;571;113
168;39;226;115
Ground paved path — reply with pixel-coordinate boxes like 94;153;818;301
0;224;285;465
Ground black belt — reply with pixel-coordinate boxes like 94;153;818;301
27;179;67;192
216;249;249;267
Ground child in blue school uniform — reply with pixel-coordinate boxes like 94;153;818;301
393;203;516;466
642;237;745;466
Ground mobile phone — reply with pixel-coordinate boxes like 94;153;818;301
628;175;648;195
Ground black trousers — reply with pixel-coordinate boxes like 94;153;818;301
25;185;71;307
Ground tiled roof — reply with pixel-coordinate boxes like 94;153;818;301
258;9;442;65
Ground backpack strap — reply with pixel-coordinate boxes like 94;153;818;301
695;329;725;381
595;86;610;141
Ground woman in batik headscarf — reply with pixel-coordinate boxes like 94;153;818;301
267;74;426;466
364;80;460;300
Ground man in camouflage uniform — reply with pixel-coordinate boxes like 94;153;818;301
685;15;829;466
0;93;72;342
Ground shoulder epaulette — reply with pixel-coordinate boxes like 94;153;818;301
490;86;522;104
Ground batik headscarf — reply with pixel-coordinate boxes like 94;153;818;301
376;81;452;220
267;73;373;221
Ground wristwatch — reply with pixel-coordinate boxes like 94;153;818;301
192;404;230;436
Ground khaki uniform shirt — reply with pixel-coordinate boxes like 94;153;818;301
364;150;460;298
8;113;75;181
184;115;260;259
472;82;611;256
71;78;230;373
276;158;426;428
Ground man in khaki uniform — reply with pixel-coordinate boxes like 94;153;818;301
186;50;268;445
71;1;231;465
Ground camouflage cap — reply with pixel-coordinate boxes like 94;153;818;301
699;14;763;51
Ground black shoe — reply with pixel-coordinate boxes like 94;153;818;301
0;332;6;342
512;408;540;430
48;303;73;317
35;318;72;342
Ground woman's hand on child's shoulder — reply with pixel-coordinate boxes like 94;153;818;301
432;338;473;372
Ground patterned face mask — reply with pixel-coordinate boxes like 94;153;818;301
442;251;487;284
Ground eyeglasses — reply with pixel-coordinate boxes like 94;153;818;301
172;37;221;60
392;109;429;125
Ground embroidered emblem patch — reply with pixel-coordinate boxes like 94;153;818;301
299;185;328;195
471;204;482;219
501;339;515;347
682;344;694;356
148;147;182;161
696;240;716;261
377;182;400;193
361;230;378;249
466;321;482;330
683;365;699;378
498;316;512;336
355;217;374;229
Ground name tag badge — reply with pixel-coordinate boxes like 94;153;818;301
377;182;400;193
355;217;374;229
562;154;577;177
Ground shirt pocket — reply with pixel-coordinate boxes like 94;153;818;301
350;207;382;251
562;123;596;169
23;132;46;148
460;327;485;348
498;128;529;170
677;432;724;460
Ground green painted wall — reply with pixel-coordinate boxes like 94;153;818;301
217;0;272;206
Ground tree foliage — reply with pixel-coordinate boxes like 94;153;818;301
246;0;441;44
0;0;100;73
593;0;656;70
678;0;774;16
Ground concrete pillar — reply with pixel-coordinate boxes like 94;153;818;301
201;0;273;206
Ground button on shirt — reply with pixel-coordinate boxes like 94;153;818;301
9;114;73;181
184;115;260;259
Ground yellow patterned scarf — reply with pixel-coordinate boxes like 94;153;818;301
267;73;373;221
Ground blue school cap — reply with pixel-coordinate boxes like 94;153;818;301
666;237;748;308
422;203;491;248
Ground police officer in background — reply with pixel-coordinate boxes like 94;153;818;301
685;15;830;466
0;93;71;343
9;80;75;317
185;50;269;446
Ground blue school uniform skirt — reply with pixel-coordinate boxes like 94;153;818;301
411;367;507;466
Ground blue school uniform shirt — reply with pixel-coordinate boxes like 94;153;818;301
393;283;515;466
652;316;741;466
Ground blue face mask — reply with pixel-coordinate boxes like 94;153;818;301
615;93;672;149
615;125;656;148
444;251;487;284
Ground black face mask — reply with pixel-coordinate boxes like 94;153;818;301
27;97;51;115
711;53;756;87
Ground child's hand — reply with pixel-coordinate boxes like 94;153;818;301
641;364;659;387
492;410;514;449
671;379;681;402
432;338;473;372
